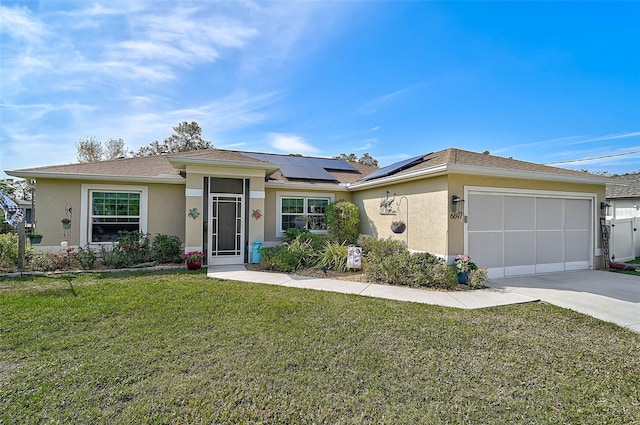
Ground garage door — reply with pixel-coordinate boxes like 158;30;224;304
466;192;592;278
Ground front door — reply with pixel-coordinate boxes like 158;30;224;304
208;192;244;265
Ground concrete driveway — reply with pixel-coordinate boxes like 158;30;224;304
487;270;640;333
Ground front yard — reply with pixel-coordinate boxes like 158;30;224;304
1;271;638;424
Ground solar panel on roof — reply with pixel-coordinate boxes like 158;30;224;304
315;158;358;171
280;165;337;180
241;152;356;181
360;154;427;181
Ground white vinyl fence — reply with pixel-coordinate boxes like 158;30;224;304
608;217;639;262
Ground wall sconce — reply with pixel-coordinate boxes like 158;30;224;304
451;195;465;213
600;202;612;216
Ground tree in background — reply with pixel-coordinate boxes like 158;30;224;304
76;137;129;162
135;121;214;157
333;152;378;167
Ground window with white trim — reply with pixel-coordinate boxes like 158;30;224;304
278;193;333;236
90;191;141;242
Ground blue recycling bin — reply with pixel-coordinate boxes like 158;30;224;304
251;240;263;264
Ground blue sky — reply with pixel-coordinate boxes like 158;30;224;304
1;1;639;178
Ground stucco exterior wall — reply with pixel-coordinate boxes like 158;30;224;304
350;176;449;257
32;179;185;251
33;179;83;248
147;183;185;241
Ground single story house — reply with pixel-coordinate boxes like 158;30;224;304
6;147;608;278
605;173;640;262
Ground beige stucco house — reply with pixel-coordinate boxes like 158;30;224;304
6;148;609;278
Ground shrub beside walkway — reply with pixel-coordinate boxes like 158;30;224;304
207;265;538;309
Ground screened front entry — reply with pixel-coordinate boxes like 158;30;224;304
208;178;246;265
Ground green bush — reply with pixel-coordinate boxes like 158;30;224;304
75;245;98;269
284;236;318;269
356;234;377;255
315;241;349;272
366;237;408;259
98;244;129;269
325;199;359;244
115;231;152;266
0;233;34;272
0;233;19;271
284;227;309;243
152;234;183;264
364;239;456;289
259;245;302;272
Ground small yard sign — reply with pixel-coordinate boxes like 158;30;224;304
347;246;362;269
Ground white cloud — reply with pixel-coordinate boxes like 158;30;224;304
494;131;640;154
0;5;48;43
269;133;320;155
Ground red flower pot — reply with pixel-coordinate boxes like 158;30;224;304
186;261;202;270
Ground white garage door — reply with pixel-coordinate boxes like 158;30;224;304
466;191;593;278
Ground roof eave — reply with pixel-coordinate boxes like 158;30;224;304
5;170;185;185
348;165;449;190
348;163;608;190
447;164;611;184
265;180;350;192
167;156;280;174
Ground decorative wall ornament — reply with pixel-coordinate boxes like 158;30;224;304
379;191;396;215
188;208;200;219
252;209;262;220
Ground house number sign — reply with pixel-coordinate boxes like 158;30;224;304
450;212;464;220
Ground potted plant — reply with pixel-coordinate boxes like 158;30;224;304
454;255;478;284
184;251;205;270
293;215;309;228
61;218;71;229
390;219;406;234
28;232;43;244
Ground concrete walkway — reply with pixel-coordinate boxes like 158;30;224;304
487;270;640;333
207;265;538;310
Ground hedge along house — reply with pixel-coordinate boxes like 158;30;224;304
6;148;608;276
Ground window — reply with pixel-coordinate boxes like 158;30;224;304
81;184;148;245
277;192;333;236
90;191;141;242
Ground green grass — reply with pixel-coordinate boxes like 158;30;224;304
1;271;639;424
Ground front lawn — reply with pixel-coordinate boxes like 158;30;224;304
1;271;638;424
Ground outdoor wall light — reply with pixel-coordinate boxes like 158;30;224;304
451;195;465;213
600;202;612;216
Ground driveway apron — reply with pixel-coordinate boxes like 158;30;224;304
487;270;640;332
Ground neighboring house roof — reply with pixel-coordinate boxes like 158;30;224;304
606;173;640;199
5;147;607;187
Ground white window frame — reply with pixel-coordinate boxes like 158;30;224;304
276;191;334;237
80;184;148;246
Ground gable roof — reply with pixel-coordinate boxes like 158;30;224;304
351;148;609;187
606;173;640;199
5;147;607;188
5;149;376;186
